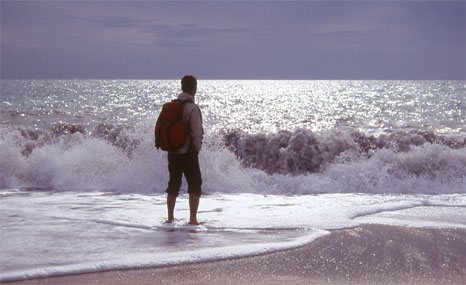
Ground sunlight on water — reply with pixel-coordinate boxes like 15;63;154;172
1;80;465;136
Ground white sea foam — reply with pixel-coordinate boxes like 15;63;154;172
0;227;329;282
1;191;465;281
1;124;465;195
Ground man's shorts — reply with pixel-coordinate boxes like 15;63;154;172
166;152;202;197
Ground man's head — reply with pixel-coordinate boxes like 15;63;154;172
181;75;197;96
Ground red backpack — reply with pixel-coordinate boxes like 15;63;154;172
154;99;191;151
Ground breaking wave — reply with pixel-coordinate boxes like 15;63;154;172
224;128;465;175
1;124;465;195
8;123;141;157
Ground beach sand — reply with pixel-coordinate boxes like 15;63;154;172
4;224;465;285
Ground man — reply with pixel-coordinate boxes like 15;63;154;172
166;75;203;225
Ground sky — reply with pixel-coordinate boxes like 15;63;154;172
1;0;465;80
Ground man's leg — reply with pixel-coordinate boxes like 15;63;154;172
185;152;202;225
166;154;182;222
166;193;177;222
188;194;200;225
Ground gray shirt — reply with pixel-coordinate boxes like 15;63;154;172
170;92;203;154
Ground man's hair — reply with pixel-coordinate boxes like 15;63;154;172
181;75;197;94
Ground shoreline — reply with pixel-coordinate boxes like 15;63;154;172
3;224;465;285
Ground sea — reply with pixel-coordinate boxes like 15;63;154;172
1;79;465;281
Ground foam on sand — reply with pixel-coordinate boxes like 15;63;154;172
1;190;465;282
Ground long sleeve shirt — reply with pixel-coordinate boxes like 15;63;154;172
170;92;203;154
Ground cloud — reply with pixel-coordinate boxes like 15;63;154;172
62;13;250;49
142;23;250;49
317;30;378;38
64;14;157;29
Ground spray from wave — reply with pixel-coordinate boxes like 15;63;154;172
1;123;465;195
224;128;465;174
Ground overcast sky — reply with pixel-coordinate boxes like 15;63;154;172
1;0;465;79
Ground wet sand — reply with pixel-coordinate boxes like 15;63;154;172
4;224;465;285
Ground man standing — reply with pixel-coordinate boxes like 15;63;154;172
166;75;203;225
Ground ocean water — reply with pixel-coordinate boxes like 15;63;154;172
0;80;465;281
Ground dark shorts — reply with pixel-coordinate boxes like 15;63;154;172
166;152;202;197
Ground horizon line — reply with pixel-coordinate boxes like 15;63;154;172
2;77;465;81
